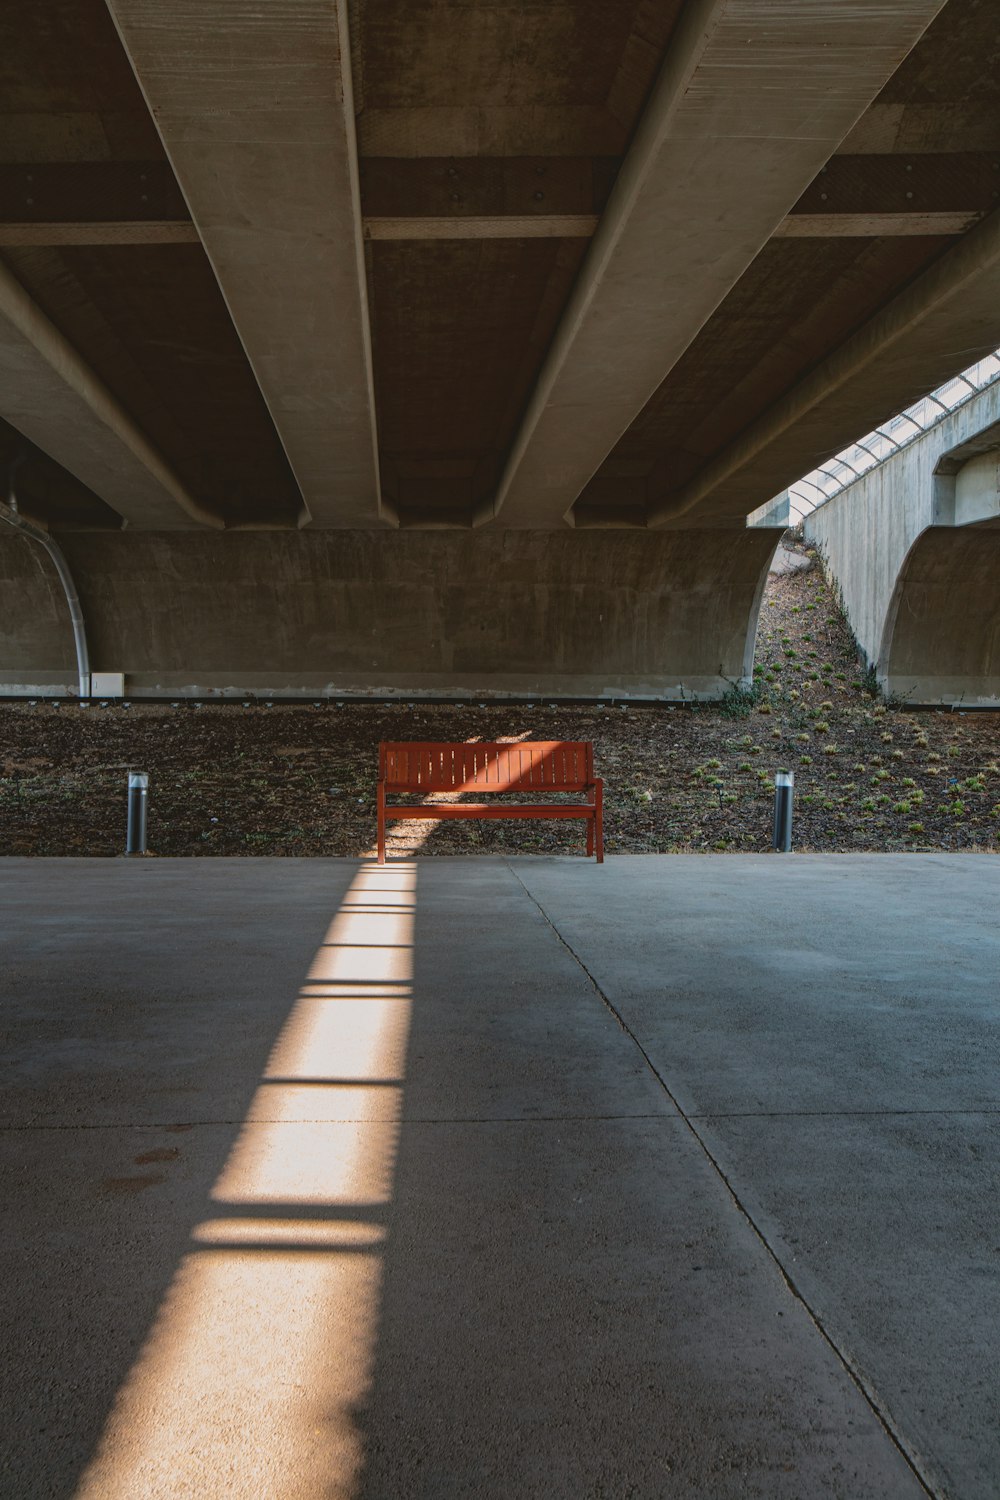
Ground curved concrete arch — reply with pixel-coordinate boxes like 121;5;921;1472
877;526;1000;705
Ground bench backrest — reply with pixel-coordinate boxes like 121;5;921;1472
380;741;594;793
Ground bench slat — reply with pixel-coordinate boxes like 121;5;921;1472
381;740;593;792
383;803;596;820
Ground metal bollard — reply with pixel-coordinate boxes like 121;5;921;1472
126;771;148;855
773;770;793;852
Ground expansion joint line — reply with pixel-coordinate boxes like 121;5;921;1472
502;860;940;1500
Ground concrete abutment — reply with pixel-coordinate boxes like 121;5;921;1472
0;528;780;701
805;382;1000;707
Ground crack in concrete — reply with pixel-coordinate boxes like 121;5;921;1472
504;858;941;1500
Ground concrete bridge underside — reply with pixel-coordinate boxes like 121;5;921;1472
2;0;1000;696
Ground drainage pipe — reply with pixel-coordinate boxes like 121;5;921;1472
1;458;91;699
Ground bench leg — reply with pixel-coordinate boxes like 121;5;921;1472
586;816;594;858
595;783;604;863
377;784;386;864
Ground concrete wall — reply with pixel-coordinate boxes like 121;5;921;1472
804;382;1000;706
0;528;780;700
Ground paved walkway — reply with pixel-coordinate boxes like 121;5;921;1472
2;855;998;1499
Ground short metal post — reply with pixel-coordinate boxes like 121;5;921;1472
126;771;148;855
773;770;793;852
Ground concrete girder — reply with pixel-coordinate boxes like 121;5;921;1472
0;528;780;702
654;206;1000;528
804;381;1000;705
481;0;949;531
0;257;221;530
104;0;385;530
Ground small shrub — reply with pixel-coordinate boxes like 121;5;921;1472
719;683;761;720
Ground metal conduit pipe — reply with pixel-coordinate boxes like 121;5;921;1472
1;456;91;699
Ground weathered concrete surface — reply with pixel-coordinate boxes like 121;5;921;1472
515;852;1000;1500
1;855;971;1499
0;258;220;531
485;0;950;528
106;0;383;528
0;526;779;700
664;206;1000;529
804;380;1000;705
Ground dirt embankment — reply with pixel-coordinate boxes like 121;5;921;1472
1;554;998;857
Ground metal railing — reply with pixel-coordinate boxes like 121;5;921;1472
778;350;1000;525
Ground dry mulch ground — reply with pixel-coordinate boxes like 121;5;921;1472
1;548;998;857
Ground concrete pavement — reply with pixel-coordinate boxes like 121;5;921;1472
2;854;998;1498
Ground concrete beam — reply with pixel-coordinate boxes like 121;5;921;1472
482;0;949;529
105;0;385;529
656;206;1000;527
0;258;221;530
364;216;598;241
0;223;200;246
773;211;980;238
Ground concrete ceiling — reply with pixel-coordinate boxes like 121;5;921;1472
2;0;999;533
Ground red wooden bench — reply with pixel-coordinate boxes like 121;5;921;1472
377;741;603;863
